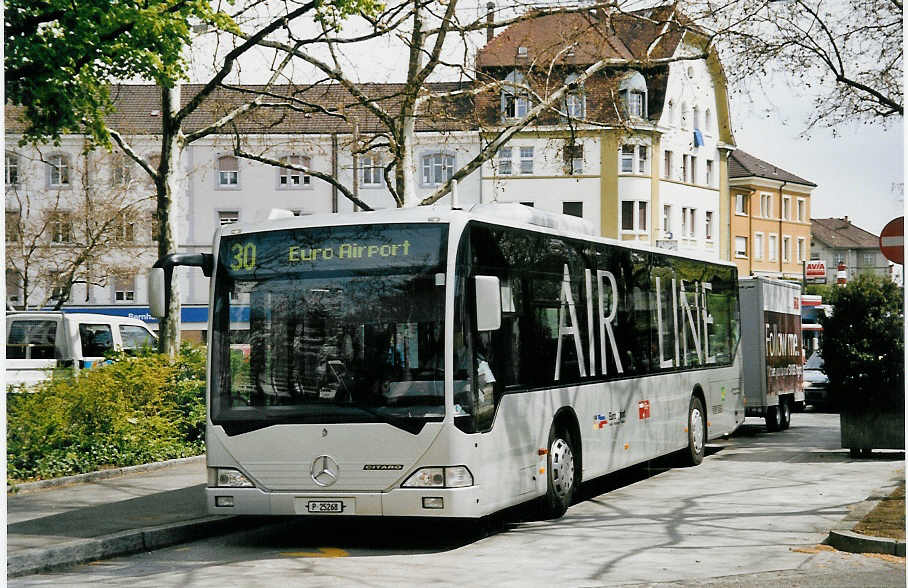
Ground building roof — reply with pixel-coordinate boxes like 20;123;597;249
476;5;692;68
6;82;476;136
811;217;880;250
728;149;816;187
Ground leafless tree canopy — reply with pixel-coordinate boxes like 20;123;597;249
690;0;902;129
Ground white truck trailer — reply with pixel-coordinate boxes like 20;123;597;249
738;277;804;431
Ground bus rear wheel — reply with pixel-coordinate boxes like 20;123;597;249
539;425;576;519
681;396;707;466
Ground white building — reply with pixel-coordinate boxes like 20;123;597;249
5;5;737;340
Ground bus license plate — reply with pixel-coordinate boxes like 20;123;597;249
306;500;345;513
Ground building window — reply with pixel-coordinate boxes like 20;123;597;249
768;234;778;261
6;153;19;186
217;156;239;187
497;147;512;175
705;159;714;186
681;102;690;129
705;211;714;241
48;154;70;187
682;155;691;183
667;99;675;125
564;73;585;119
783;235;791;262
50;211;74;243
360;154;382;186
519;147;534;175
422;152;454;185
798;237;806;262
754;233;764;260
621;145;648;174
760;193;772;218
782;196;791;220
835;253;845;265
279;155;311;188
114;276;135;303
51;286;69;302
218;210;239;226
6;210;20;242
797;198;806;221
862;252;874;266
690;155;697;184
663;204;672;236
114;214;136;243
704;108;712;132
618;71;648;119
502;71;530;120
735;193;748;215
621;145;635;173
682;207;697;238
621;201;648;233
563;143;584;175
693;106;701;130
563;201;583;218
7;270;21;304
663;150;673;179
735;236;747;258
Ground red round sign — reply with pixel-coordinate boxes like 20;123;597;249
879;216;904;265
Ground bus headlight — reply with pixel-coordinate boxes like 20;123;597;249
402;466;473;488
213;468;254;488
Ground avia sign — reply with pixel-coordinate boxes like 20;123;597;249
804;260;826;281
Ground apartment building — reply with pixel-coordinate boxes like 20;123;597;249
728;150;816;279
811;217;890;283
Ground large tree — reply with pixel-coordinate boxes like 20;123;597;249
7;0;380;356
691;0;902;129
5;148;155;310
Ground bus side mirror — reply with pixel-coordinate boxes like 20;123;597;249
474;275;501;331
148;268;167;318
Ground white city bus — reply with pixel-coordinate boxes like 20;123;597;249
150;203;743;519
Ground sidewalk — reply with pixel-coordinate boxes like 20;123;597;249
7;456;240;578
6;454;905;579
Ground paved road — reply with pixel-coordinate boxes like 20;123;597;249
10;412;906;587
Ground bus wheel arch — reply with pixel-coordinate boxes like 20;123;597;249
539;407;581;519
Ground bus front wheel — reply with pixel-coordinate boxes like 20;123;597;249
681;396;707;466
539;425;576;519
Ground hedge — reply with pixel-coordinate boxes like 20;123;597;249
7;345;207;483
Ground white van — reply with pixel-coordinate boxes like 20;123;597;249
5;312;158;389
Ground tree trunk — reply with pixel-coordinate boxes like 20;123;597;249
157;85;183;357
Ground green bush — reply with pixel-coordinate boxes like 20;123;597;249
7;344;207;483
820;275;904;411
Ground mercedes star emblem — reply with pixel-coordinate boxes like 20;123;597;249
310;455;339;487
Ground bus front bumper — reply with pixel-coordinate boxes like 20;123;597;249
207;485;484;517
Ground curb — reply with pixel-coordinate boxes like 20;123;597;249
824;477;906;557
7;515;238;578
8;455;206;495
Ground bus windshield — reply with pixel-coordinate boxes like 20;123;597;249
211;223;448;434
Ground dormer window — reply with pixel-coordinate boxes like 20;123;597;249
501;70;530;120
517;46;528;57
564;73;585;119
618;71;648;119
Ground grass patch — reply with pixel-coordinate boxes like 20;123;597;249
853;482;906;542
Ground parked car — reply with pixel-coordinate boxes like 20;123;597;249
6;312;158;389
802;351;830;408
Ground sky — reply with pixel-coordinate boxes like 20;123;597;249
728;81;903;237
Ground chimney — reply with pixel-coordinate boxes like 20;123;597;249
844;216;850;223
486;2;495;43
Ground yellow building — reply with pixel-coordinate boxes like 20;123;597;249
728;150;816;279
